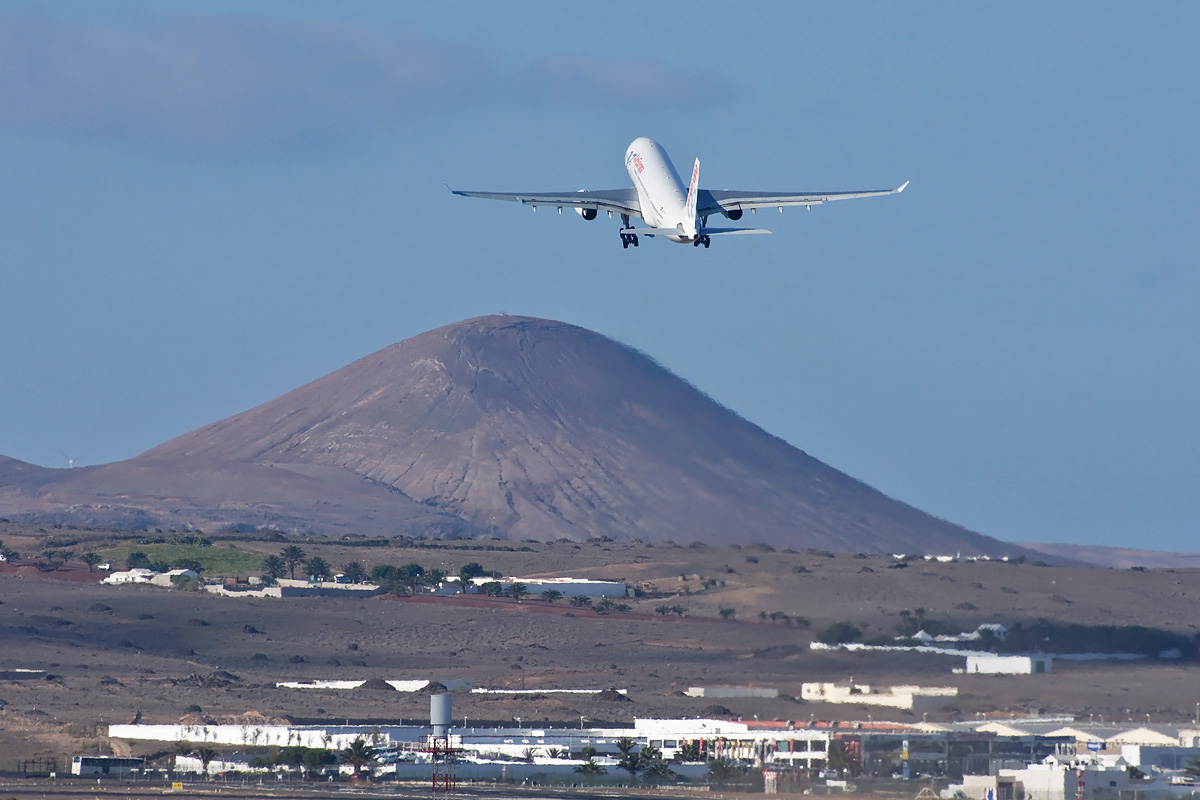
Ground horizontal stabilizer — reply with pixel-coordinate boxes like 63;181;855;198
704;227;772;236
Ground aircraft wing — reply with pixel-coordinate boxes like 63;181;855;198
697;182;908;216
449;187;642;217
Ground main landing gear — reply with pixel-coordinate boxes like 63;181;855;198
692;235;711;248
619;214;638;249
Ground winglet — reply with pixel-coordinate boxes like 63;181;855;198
896;180;910;194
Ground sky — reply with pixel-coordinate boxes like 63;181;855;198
2;1;1198;552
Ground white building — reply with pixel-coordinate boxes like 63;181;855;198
150;568;198;587
966;654;1052;674
108;723;376;750
801;682;958;710
102;568;156;584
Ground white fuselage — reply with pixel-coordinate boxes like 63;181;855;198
624;137;698;243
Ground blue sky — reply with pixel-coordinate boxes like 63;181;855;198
2;2;1197;551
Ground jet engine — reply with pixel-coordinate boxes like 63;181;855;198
725;208;743;221
575;207;598;221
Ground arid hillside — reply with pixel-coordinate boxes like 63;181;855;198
0;316;1020;556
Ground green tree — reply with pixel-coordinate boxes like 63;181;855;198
459;561;488;582
280;545;306;580
718;606;736;620
478;580;504;597
826;740;861;777
262;554;286;580
570;594;593;608
196;746;217;777
173;558;204;574
341;737;377;775
817;621;863;645
506;581;528;602
617;751;642;781
540;588;563;603
706;758;741;784
126;550;151;570
304;556;331;582
341;561;367;584
81;552;101;572
395;563;427;594
675;741;701;762
574;758;608;776
641;754;676;783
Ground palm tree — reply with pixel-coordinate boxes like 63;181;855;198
617;751;642;781
478;580;504;597
341;737;377;776
615;736;638;756
80;552;102;572
540;588;563;603
574;758;607;776
706;758;741;784
642;755;676;783
506;581;528;602
304;556;331;582
570;595;593;608
676;740;701;762
280;546;306;580
341;561;367;584
262;555;286;579
196;746;217;777
826;740;860;777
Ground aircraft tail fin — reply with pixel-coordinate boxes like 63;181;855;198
684;158;700;225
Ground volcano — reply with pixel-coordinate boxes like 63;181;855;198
1;315;1017;554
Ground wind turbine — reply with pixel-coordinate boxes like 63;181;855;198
59;451;79;469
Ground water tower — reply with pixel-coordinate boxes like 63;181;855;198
429;693;456;792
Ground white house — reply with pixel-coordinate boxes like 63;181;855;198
150;568;198;587
966;654;1052;674
102;568;156;584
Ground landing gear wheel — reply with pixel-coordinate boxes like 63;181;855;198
632;235;639;247
702;235;711;248
622;237;629;249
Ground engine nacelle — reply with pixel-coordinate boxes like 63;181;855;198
725;208;743;221
576;207;598;221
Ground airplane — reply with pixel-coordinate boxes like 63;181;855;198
450;137;907;249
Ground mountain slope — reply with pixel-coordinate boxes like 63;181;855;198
127;315;1006;553
3;315;1020;554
